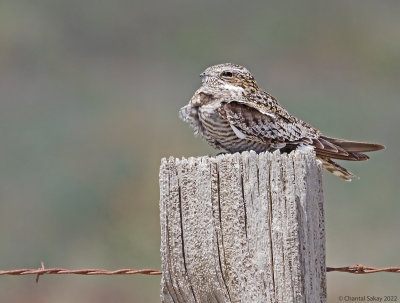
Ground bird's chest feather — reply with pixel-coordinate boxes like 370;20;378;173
198;105;233;140
197;104;268;153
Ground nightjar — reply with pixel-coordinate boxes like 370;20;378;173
179;63;384;180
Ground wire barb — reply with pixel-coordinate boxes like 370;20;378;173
36;261;45;283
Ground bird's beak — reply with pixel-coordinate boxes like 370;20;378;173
200;72;205;78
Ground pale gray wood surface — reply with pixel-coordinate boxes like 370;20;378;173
159;150;326;303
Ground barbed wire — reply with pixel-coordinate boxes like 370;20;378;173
327;264;400;274
0;262;161;282
0;263;398;283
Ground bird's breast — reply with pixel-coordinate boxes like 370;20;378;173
198;104;268;153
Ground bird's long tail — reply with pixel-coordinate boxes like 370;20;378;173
312;136;385;181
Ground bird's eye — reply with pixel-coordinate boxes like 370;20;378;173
222;71;233;77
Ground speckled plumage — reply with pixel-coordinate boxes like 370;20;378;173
179;63;384;180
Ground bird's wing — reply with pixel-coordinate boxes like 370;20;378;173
217;99;318;146
218;99;359;159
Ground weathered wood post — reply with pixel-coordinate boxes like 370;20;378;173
159;150;326;303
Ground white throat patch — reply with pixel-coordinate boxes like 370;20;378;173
222;83;244;92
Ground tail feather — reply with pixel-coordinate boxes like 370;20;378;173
316;149;369;161
314;136;384;180
319;157;355;181
313;136;384;162
320;136;385;153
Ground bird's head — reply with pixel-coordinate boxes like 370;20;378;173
200;63;259;93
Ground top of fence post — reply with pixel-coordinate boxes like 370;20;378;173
159;149;326;303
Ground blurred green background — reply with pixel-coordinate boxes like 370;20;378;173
0;0;399;302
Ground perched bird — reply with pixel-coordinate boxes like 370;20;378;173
179;63;385;181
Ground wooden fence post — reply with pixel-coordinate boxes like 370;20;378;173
159;150;326;303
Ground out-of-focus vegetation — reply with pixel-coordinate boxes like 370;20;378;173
0;1;399;302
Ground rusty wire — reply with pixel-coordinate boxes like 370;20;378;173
327;264;400;274
0;262;161;282
0;263;398;283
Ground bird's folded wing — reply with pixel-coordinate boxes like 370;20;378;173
217;99;380;162
217;101;367;160
217;101;312;145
